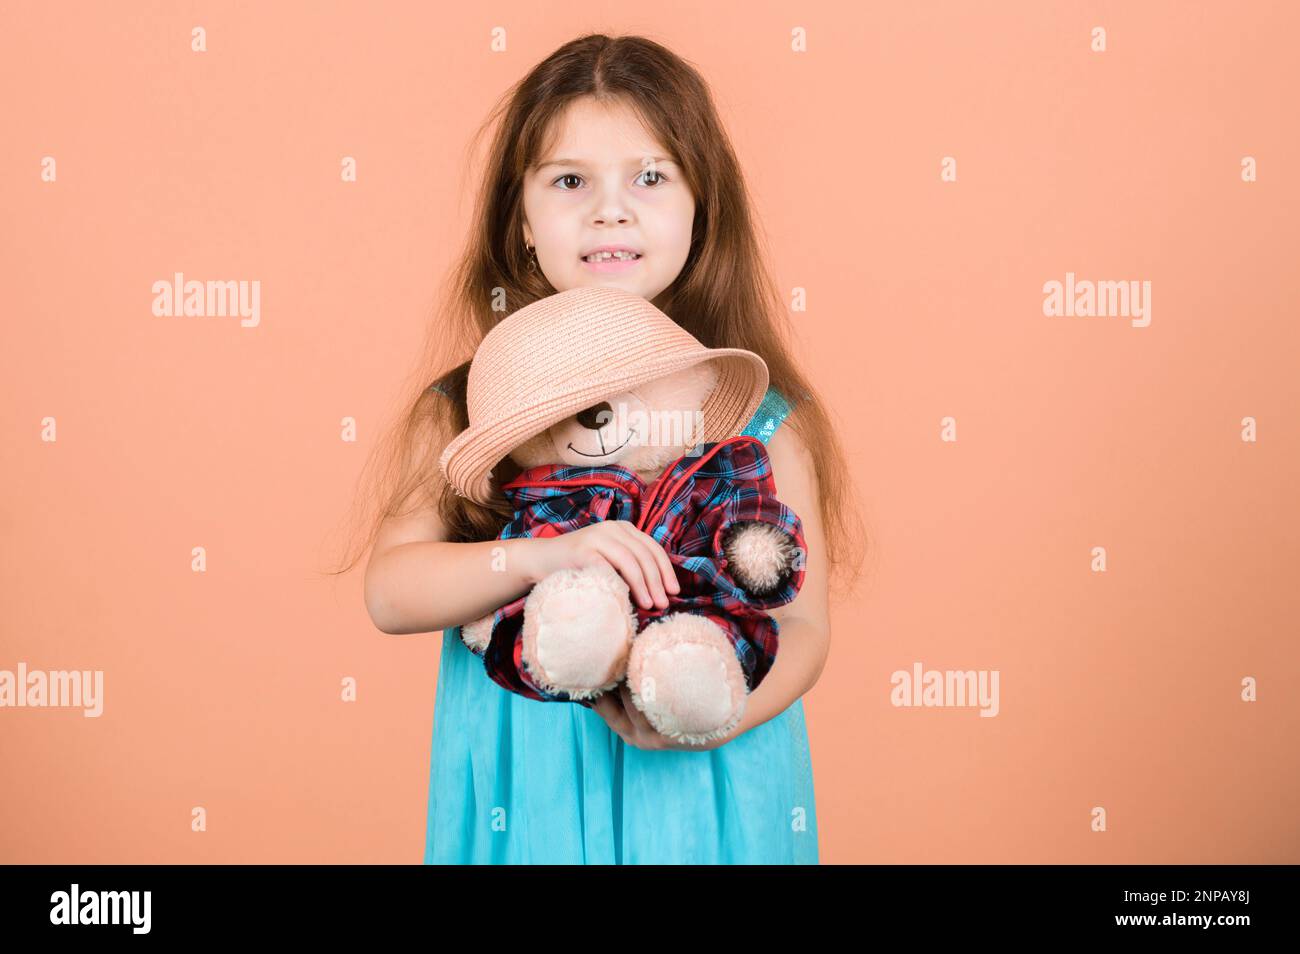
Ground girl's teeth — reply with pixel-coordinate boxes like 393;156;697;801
584;251;640;262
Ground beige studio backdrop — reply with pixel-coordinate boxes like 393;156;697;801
1;1;1298;862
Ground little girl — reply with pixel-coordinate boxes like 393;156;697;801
354;34;864;864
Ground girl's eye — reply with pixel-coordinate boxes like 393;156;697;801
550;169;670;190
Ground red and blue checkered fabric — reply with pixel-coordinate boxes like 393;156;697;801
468;435;806;707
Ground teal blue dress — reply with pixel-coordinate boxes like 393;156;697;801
423;387;818;863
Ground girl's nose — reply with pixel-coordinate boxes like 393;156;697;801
576;402;613;430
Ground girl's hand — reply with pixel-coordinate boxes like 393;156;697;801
591;683;738;751
527;521;680;611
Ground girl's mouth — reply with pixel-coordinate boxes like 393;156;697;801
580;252;643;273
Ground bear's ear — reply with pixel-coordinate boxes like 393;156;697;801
632;361;718;413
616;363;720;475
508;427;559;469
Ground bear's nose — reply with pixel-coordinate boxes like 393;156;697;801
575;402;613;430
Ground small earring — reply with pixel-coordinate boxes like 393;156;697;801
525;243;537;273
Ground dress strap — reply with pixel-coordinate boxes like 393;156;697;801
740;387;792;446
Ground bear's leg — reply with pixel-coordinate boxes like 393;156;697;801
519;562;638;699
625;613;748;746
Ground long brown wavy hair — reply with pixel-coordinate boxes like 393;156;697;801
325;33;869;597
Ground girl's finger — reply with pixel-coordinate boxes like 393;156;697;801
609;527;670;608
617;684;644;729
592;693;632;740
619;523;680;598
619;683;657;738
592;542;654;610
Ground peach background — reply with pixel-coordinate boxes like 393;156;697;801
2;1;1298;863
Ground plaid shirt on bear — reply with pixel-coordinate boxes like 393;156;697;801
465;435;806;707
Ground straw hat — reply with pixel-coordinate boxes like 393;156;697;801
438;285;770;505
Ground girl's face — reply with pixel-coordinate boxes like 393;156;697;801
521;97;695;307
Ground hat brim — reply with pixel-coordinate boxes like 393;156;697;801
439;347;769;505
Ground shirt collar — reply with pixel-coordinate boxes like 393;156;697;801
499;435;767;517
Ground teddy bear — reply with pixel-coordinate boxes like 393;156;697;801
455;360;806;746
435;284;807;746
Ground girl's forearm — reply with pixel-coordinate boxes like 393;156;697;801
731;616;829;737
364;538;541;635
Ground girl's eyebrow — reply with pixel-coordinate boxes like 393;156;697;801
534;155;676;171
